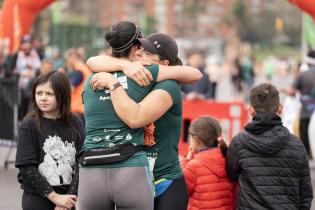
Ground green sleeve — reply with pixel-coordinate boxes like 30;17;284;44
152;80;181;104
145;64;159;81
82;74;94;104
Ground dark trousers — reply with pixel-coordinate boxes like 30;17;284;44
154;176;188;210
18;96;29;120
22;191;55;210
300;118;311;156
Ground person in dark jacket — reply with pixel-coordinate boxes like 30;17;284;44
181;51;213;99
226;83;313;210
290;50;315;157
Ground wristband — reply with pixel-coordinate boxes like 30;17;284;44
109;81;122;91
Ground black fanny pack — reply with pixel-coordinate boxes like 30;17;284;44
79;143;145;166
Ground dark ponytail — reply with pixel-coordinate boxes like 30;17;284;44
105;21;142;58
168;57;183;66
218;139;228;157
105;30;120;48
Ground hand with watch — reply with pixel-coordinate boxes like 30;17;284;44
109;81;122;91
90;72;121;91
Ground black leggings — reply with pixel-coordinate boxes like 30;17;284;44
22;191;55;210
154;176;188;210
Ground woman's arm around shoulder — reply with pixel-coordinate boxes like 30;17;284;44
157;65;202;84
87;55;202;85
86;55;128;72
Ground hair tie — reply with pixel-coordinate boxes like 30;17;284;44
112;27;140;52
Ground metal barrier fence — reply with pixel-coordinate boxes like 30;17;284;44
0;77;19;168
49;23;107;58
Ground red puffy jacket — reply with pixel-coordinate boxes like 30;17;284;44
181;148;235;210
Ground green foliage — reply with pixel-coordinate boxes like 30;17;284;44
253;45;300;61
232;0;247;21
140;13;158;36
230;0;301;47
49;24;106;58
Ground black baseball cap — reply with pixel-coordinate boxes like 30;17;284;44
137;33;181;65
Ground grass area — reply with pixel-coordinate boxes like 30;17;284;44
252;45;301;61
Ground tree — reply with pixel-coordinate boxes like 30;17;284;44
230;0;301;47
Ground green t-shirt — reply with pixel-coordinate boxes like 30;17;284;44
146;80;183;180
82;64;159;168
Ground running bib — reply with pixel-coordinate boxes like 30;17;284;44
147;156;157;174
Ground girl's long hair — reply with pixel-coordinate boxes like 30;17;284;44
189;115;228;157
28;71;82;142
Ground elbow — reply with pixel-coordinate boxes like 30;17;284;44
127;123;142;129
86;57;95;70
127;122;139;129
125;118;143;129
196;70;203;81
190;68;203;82
127;109;148;129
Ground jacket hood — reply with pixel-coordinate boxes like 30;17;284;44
195;148;226;178
245;112;282;135
241;125;290;155
242;112;290;154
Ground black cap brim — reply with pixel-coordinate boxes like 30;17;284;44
137;38;158;54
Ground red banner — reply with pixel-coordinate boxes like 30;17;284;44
0;0;54;54
179;100;248;156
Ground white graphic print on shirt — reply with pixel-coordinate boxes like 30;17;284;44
38;135;76;186
103;74;128;96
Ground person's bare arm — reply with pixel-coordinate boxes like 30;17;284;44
87;55;152;86
87;55;132;73
87;55;202;85
90;73;173;128
157;66;202;84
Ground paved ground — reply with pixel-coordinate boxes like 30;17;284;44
1;146;315;209
0;167;21;210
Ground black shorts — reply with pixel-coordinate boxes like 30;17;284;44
154;176;188;210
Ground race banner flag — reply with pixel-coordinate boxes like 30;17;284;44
12;3;21;53
0;0;55;54
289;0;315;20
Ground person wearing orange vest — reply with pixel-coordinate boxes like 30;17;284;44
65;48;91;123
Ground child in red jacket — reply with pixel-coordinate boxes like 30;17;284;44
181;116;235;210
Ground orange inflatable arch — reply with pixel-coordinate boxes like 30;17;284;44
0;0;54;54
289;0;315;20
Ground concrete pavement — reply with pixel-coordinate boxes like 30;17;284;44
1;146;315;210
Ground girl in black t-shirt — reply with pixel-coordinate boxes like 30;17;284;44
15;71;84;210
